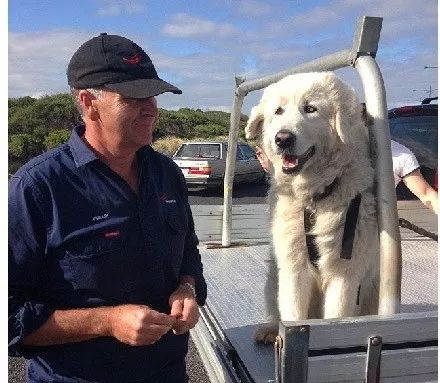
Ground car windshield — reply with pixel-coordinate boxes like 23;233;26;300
174;144;221;159
389;115;438;167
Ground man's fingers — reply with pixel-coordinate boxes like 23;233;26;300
170;299;184;319
172;298;200;335
181;298;198;322
147;309;177;326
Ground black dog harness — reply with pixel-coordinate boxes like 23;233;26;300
304;178;362;268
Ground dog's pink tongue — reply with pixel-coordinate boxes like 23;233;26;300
282;154;298;168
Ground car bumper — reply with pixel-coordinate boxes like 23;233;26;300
184;176;222;188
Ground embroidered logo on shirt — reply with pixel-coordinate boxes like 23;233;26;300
159;193;176;204
92;213;109;221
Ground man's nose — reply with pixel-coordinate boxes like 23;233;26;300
275;130;295;149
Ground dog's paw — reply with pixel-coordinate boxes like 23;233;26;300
254;323;278;344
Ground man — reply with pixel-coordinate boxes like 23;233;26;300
391;139;438;214
255;141;438;214
9;33;207;383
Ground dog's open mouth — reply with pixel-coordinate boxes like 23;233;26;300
282;146;315;174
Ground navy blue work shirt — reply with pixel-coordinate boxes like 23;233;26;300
9;125;207;383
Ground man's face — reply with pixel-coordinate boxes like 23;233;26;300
93;90;158;150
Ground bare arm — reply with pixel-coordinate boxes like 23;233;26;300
402;169;438;214
23;305;176;347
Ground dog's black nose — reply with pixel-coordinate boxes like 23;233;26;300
275;130;295;149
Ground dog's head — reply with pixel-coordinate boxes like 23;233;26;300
245;72;368;180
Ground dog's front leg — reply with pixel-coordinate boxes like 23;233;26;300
323;275;359;318
278;264;314;321
254;254;280;344
273;200;312;321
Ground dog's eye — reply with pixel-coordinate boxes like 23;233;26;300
275;107;285;115
304;104;317;113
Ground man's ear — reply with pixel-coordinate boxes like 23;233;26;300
245;104;264;140
78;90;100;121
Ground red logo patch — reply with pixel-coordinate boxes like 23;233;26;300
159;193;167;202
104;230;121;238
123;53;143;65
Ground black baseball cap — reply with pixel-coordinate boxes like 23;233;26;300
67;33;182;98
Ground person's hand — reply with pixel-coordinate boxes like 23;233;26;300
106;304;176;346
169;283;200;335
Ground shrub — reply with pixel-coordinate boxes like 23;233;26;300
44;129;71;150
152;136;185;156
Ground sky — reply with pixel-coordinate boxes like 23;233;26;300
8;0;438;114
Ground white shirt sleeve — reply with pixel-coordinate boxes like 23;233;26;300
391;140;420;186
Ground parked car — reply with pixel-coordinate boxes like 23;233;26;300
388;98;438;196
172;141;266;188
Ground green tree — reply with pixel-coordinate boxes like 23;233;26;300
44;129;71;150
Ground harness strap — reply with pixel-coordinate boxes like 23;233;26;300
304;208;319;268
304;193;362;267
340;194;362;259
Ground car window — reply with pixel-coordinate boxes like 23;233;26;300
239;144;258;160
174;144;221;159
389;115;438;161
224;143;246;160
236;146;245;160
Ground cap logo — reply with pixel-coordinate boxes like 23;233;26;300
123;52;143;65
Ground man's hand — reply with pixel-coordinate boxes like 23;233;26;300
107;304;176;346
169;283;200;335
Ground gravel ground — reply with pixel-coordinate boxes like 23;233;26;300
8;337;210;383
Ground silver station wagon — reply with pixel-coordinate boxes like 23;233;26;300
172;141;266;188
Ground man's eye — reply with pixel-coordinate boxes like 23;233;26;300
275;107;284;115
304;104;317;113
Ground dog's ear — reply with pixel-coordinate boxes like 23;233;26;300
332;83;364;143
245;104;264;140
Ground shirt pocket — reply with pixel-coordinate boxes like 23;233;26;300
62;232;130;301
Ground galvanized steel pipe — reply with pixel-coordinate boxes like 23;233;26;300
355;55;402;315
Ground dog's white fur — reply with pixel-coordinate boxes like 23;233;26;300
245;72;379;343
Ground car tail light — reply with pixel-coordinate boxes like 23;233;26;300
394;106;417;114
188;166;211;175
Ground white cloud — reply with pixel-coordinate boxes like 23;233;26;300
8;31;92;97
236;0;272;17
97;0;145;17
162;13;238;39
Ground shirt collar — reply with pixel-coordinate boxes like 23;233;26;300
68;125;98;168
68;124;154;168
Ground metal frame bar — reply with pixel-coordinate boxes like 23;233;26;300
221;16;401;316
355;55;402;315
278;325;310;383
276;311;437;382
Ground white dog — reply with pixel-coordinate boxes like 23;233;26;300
245;72;379;343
